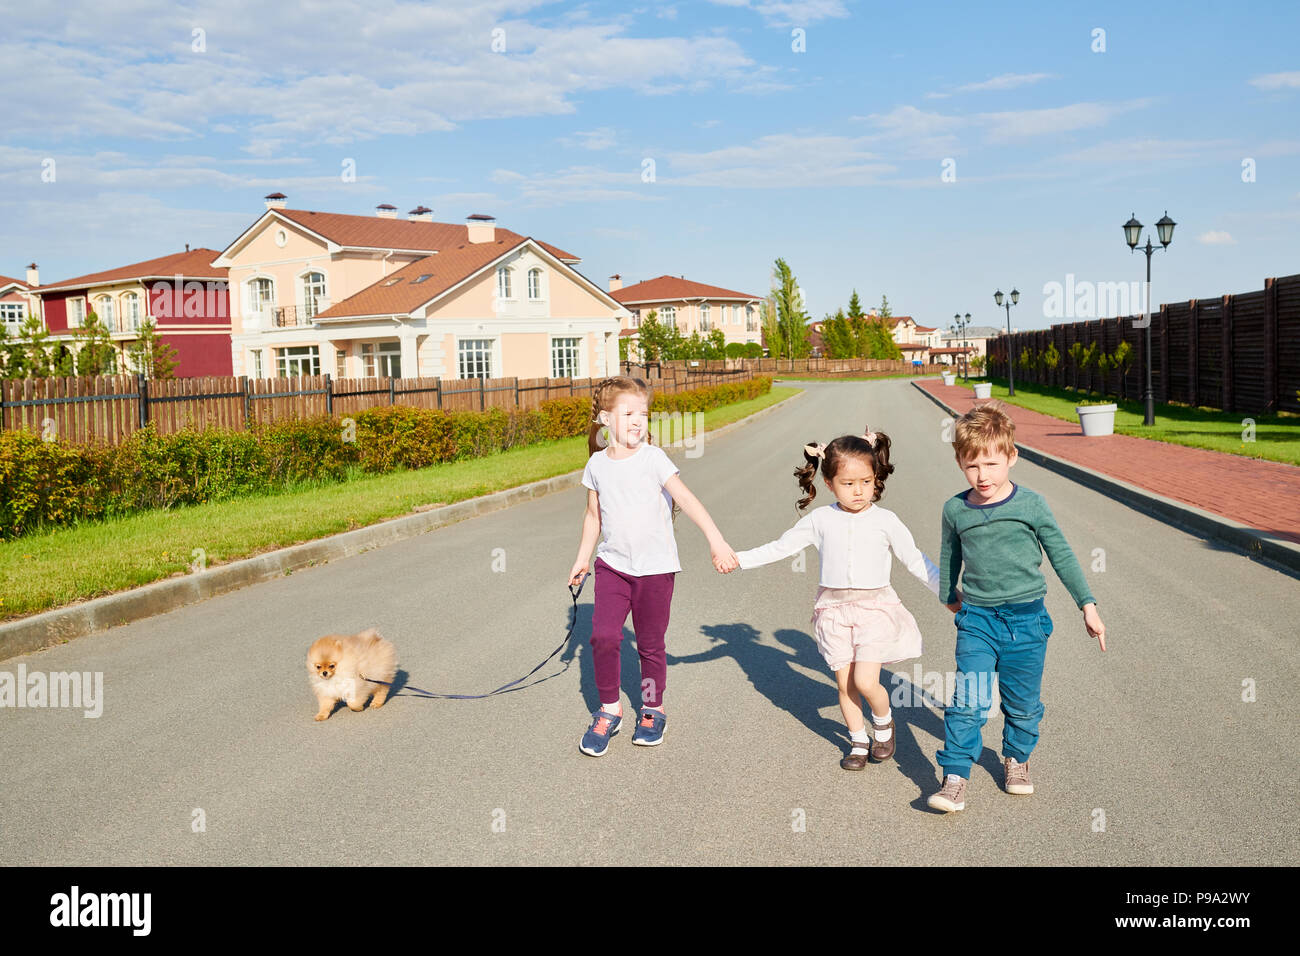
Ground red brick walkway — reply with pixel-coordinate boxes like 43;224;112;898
916;380;1300;545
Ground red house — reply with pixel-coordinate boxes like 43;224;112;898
34;248;232;376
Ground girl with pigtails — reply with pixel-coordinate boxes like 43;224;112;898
728;427;943;770
569;376;738;756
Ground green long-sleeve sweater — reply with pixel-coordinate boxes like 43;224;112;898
939;483;1096;608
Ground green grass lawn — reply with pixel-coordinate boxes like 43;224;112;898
0;385;800;620
970;377;1300;466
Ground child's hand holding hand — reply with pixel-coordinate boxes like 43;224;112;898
711;539;739;574
1083;603;1106;651
944;588;964;613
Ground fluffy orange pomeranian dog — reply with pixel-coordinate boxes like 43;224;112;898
306;628;399;721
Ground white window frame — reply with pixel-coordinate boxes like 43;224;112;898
457;337;495;380
551;336;582;379
251;349;264;378
0;302;24;324
496;266;513;300
276;345;320;377
69;297;86;328
301;270;327;320
94;295;115;330
527;268;542;300
335;349;346;379
122;292;141;331
699;303;711;331
746;304;757;331
246;276;276;315
360;341;402;378
660;305;676;330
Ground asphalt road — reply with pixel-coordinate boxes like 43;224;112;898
2;379;1296;865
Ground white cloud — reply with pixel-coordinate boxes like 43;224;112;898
705;0;850;27
955;72;1055;93
558;127;619;150
978;100;1152;142
662;133;896;187
1198;230;1237;245
1249;71;1300;90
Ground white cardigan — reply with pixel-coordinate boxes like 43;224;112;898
736;502;941;595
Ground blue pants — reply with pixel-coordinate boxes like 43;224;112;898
936;597;1053;779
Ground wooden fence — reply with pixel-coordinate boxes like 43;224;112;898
1;366;755;447
624;357;944;380
988;273;1300;415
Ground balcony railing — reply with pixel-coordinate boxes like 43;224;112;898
272;301;329;328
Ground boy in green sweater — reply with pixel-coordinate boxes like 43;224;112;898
928;402;1105;813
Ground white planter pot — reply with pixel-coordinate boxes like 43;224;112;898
972;382;992;399
941;372;956;386
1075;403;1117;436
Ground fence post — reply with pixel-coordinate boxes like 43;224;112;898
243;375;252;427
1263;276;1279;413
514;377;520;409
324;373;333;415
480;376;485;410
436;377;442;409
1187;299;1199;407
1221;293;1234;413
389;377;396;405
137;372;149;428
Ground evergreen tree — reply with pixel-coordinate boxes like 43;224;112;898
847;290;864;320
126;318;180;379
771;258;811;359
820;309;856;358
73;309;119;375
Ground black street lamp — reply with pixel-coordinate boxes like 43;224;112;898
949;312;972;380
1124;211;1176;426
993;287;1019;395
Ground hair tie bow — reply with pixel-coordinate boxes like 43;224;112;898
803;442;826;460
862;425;878;449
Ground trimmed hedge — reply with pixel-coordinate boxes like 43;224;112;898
0;376;771;539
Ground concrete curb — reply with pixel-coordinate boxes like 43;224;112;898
912;381;1300;580
0;387;806;661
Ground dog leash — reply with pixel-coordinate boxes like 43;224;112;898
362;576;587;700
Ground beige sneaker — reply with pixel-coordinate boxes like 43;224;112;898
1004;757;1034;794
927;774;967;812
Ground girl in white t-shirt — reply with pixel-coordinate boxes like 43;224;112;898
728;427;946;771
569;376;738;756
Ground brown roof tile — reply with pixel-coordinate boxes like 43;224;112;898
37;249;228;292
274;208;579;263
610;275;759;303
315;239;527;319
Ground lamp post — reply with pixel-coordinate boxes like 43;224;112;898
1123;211;1176;426
993;288;1019;396
950;312;972;380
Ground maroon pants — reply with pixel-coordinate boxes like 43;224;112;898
591;557;676;708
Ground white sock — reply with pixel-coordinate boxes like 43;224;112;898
601;701;621;715
848;728;870;754
946;773;964;785
871;709;893;742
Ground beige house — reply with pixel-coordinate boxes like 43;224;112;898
0;266;40;336
213;195;628;381
609;275;762;359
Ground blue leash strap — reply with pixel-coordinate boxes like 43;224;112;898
363;576;587;700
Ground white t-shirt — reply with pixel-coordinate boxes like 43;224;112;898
581;442;682;576
736;502;940;594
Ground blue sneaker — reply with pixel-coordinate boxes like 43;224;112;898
632;707;666;746
579;709;622;757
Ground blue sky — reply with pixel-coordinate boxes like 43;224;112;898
3;0;1297;332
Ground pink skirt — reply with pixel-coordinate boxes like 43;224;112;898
809;584;923;670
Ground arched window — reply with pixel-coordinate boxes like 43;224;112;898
496;266;512;299
699;303;711;331
122;292;141;331
247;277;275;314
95;295;115;331
527;268;542;300
302;271;326;319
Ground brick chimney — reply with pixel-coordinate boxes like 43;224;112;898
466;214;496;243
26;262;38;287
376;204;398;219
408;206;433;222
264;192;287;209
608;274;622;292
